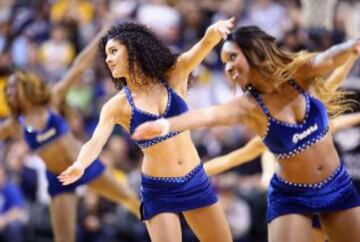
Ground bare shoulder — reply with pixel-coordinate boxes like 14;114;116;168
237;94;270;134
101;91;132;127
224;94;261;121
234;94;259;111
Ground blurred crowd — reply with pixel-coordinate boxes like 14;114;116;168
0;0;360;241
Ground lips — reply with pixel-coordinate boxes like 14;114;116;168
231;72;239;80
108;65;116;71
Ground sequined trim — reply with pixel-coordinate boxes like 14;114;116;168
275;162;342;189
136;131;179;149
269;95;310;128
141;163;203;183
274;127;329;159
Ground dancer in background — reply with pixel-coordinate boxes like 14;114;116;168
0;24;139;242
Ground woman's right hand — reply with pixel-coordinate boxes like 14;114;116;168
205;17;236;42
132;119;168;140
58;162;85;185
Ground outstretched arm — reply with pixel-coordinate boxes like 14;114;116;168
169;17;235;88
204;136;266;176
325;54;359;91
58;98;119;185
132;96;250;140
51;25;110;107
330;112;360;133
305;39;360;77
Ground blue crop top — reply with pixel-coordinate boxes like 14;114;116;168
18;110;70;151
124;81;189;149
249;80;329;159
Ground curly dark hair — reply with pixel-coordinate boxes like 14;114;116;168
99;22;178;90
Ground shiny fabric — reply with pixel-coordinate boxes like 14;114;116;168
124;80;188;149
46;159;105;197
267;161;360;223
18;110;69;151
140;163;218;221
249;80;329;159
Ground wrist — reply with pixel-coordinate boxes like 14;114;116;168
156;118;170;136
204;29;221;44
73;161;85;170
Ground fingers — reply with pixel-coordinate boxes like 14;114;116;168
131;129;142;140
219;17;236;39
57;166;83;185
132;122;162;140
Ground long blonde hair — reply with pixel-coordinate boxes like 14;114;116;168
5;70;51;116
227;26;352;118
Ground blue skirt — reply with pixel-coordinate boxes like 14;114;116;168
140;163;218;221
46;159;105;197
267;161;360;223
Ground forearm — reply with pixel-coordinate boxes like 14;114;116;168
168;106;239;133
325;54;358;91
76;140;104;169
331;112;360;133
205;150;261;176
71;27;108;72
313;40;358;68
205;137;266;176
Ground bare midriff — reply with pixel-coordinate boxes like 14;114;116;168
36;134;83;174
276;132;340;184
141;131;201;177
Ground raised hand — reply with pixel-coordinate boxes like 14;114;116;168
58;162;85;185
206;17;236;42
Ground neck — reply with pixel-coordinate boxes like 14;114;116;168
22;105;45;116
126;77;161;94
249;71;276;94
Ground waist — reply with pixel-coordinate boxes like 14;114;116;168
276;152;341;184
142;139;199;173
273;160;344;188
141;162;203;183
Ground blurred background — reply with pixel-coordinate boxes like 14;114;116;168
0;0;360;241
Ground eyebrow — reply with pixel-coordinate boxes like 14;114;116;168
221;50;233;62
105;45;116;54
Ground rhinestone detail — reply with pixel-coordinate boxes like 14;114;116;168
142;163;203;183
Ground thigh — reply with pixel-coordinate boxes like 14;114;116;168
268;214;313;242
183;202;232;242
320;206;360;242
145;213;182;242
50;193;78;242
88;169;140;218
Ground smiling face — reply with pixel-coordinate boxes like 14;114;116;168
105;38;130;79
221;41;251;89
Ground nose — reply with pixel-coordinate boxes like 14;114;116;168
225;63;234;76
106;56;112;65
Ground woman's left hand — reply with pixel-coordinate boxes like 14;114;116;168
58;162;85;185
206;17;236;42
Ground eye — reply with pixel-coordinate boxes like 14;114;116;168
111;49;117;55
229;53;237;61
